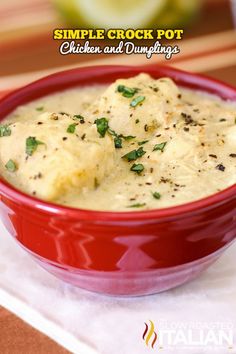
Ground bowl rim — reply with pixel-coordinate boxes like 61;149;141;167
0;64;236;221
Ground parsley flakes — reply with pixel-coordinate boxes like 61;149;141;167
36;106;44;112
122;147;146;162
95;118;109;137
153;142;167;152
138;140;149;146
130;96;145;107
0;124;11;137
67;123;77;133
130;163;144;174
26;137;44;156
120;134;136;141
5;159;17;172
95;120;136;148
117;85;139;98
108;128;123;148
114;136;122;148
152;192;161;200
127;203;146;208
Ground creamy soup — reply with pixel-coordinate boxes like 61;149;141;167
0;74;236;211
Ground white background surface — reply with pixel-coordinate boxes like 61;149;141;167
0;220;236;354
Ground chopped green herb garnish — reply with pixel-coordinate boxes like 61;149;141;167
130;96;145;107
122;147;146;162
108;128;135;149
152;192;161;200
120;134;136;141
123;150;137;161
36;106;44;112
26;137;44;156
67;123;77;133
0;124;11;137
114;136;122;148
138;140;149;146
95;117;109;137
5;159;17;172
107;128;116;137
117;85;139;98
108;128;122;148
132;147;146;158
108;128;119;138
153;142;167;152
127;203;146;208
74;114;85;123
130;163;144;174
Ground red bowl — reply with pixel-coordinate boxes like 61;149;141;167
0;65;236;296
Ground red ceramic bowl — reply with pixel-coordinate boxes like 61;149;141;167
0;65;236;296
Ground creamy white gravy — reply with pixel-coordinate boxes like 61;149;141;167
0;74;235;211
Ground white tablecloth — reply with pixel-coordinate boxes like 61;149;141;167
0;220;235;354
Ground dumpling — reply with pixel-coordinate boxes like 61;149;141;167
0;112;114;201
87;73;180;139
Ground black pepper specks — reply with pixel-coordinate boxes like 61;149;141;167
181;112;196;126
216;164;225;172
33;172;42;180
